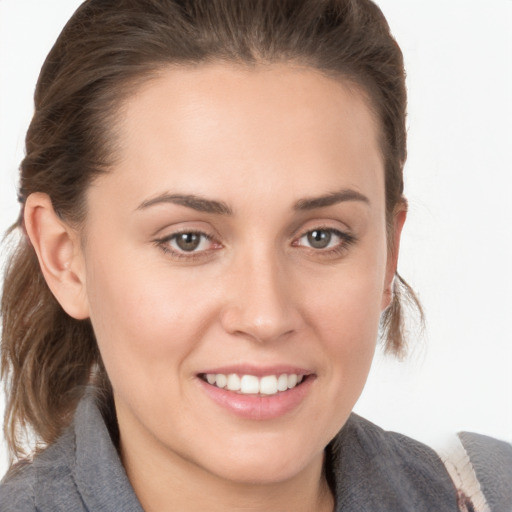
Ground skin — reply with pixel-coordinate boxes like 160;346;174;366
25;63;405;511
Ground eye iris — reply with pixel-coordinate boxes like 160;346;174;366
176;233;201;251
307;230;331;249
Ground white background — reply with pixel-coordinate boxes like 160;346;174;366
1;0;511;476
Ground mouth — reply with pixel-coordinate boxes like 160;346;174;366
197;368;315;420
198;372;310;396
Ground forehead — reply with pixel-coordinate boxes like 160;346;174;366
94;63;384;212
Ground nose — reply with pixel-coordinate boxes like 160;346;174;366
220;250;301;344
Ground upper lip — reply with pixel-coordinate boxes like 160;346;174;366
198;364;313;377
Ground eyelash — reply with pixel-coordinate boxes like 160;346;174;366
154;227;356;260
154;231;218;261
293;227;356;257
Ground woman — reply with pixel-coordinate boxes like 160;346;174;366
1;1;510;510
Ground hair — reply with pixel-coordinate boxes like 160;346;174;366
1;0;423;462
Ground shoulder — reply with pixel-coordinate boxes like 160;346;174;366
328;414;459;511
0;460;36;512
329;415;512;512
457;431;512;511
1;392;143;512
338;413;456;480
0;427;87;512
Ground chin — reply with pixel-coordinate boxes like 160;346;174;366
186;431;328;486
205;452;319;486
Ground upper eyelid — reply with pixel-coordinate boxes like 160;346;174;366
290;216;352;236
299;226;344;235
294;226;352;240
154;225;218;241
149;216;223;238
163;230;213;240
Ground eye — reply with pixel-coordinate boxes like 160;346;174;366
294;228;354;251
171;232;209;252
304;229;335;249
155;230;220;257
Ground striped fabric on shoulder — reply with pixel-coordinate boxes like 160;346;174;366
436;434;490;512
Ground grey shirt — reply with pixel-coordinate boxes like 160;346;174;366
1;393;511;511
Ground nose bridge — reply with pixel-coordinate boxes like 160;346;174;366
221;243;298;342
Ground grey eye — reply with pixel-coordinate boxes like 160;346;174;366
306;230;332;249
156;230;219;257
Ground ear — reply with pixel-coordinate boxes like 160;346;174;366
381;203;407;311
24;192;90;320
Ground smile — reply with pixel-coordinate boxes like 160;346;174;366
201;373;306;396
197;366;315;420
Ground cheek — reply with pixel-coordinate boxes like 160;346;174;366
307;253;386;344
316;279;381;379
303;250;386;381
289;267;383;443
83;247;211;389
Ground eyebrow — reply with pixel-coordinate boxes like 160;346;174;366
136;188;369;215
294;189;370;210
136;193;233;215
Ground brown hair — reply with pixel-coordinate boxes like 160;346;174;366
1;0;422;463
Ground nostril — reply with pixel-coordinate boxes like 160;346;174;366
220;303;298;344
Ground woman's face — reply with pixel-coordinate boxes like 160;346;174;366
80;64;399;485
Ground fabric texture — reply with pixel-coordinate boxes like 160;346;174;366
0;395;143;512
327;416;458;511
459;432;512;512
1;392;510;511
437;433;492;512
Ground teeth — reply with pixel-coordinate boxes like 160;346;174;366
204;373;305;396
260;375;278;395
277;374;288;392
226;373;241;391
240;375;259;394
215;374;227;389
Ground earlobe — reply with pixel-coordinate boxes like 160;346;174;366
381;205;407;311
24;193;90;320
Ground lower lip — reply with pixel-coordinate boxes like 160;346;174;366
197;376;315;421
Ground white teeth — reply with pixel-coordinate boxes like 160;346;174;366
226;373;241;391
215;374;227;389
204;373;305;395
277;374;288;392
260;375;278;395
287;374;298;389
240;375;260;394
